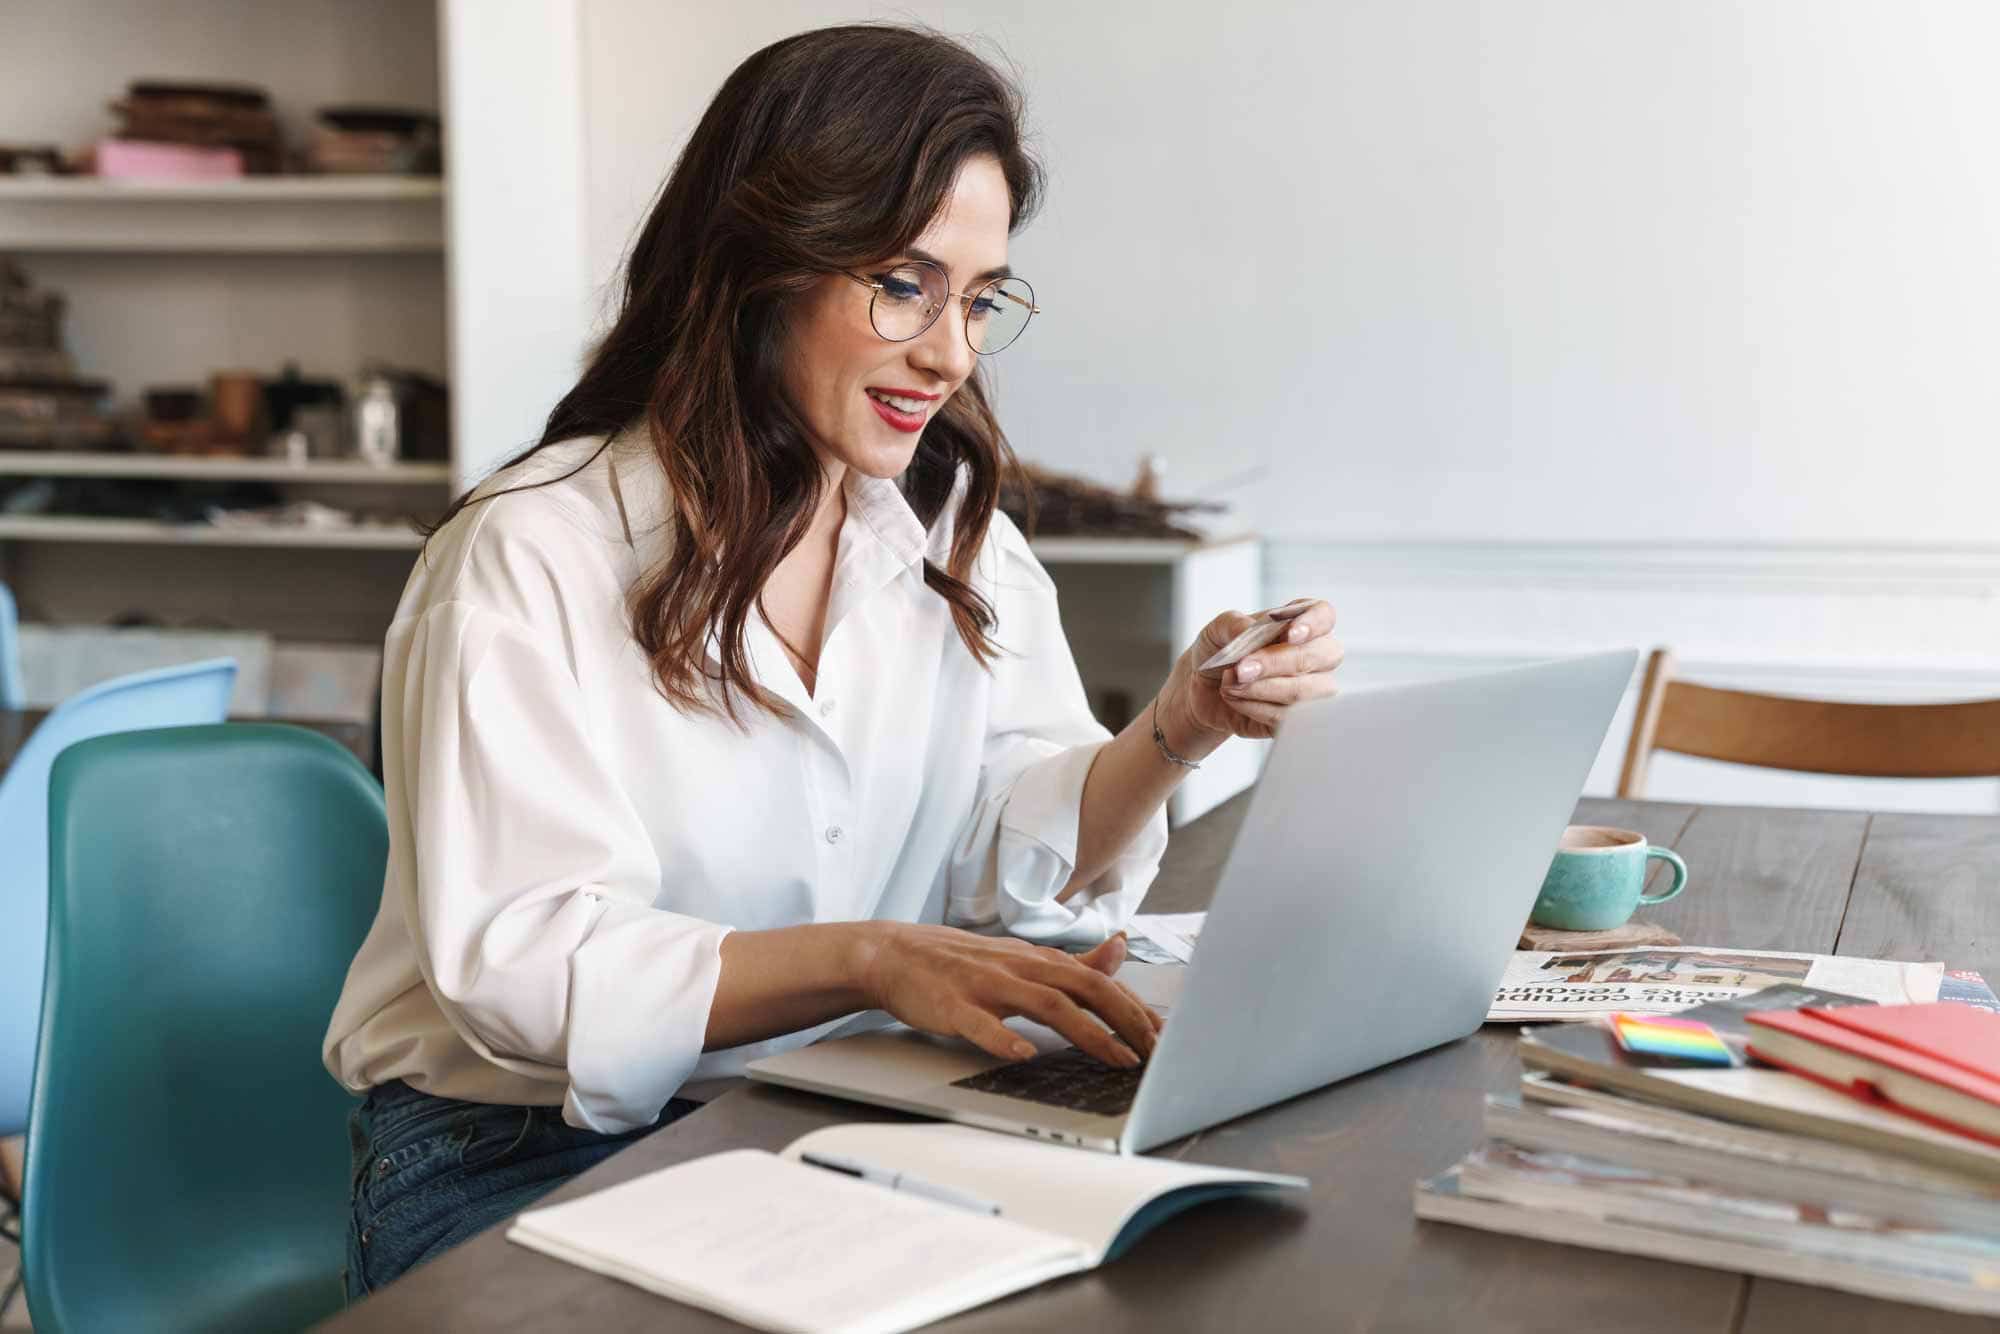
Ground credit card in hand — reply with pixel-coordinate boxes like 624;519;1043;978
1197;600;1314;676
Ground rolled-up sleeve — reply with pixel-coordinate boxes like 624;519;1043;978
944;517;1169;948
395;600;730;1133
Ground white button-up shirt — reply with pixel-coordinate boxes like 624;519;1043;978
322;435;1167;1132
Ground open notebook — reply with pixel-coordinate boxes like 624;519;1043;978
506;1121;1306;1334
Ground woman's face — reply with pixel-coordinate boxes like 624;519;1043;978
783;153;1013;482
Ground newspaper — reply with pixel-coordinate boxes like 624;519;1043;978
1124;917;1946;1023
1941;969;2000;1014
1127;912;1205;965
1489;946;1944;1022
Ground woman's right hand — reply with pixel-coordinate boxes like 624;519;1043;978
858;924;1161;1068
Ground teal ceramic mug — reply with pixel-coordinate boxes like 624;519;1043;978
1530;825;1689;931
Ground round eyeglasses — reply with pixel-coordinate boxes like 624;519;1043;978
843;260;1039;355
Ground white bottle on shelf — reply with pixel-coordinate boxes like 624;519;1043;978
350;372;400;467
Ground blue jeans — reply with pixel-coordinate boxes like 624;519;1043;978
344;1080;698;1300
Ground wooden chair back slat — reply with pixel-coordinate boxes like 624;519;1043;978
1617;648;2000;797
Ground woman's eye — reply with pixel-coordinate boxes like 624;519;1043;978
967;296;999;320
878;275;925;302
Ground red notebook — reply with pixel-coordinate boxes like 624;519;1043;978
1745;1003;2000;1146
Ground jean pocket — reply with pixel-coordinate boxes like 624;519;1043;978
366;1095;465;1149
459;1105;536;1172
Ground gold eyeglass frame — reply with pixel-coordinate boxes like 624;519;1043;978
842;260;1040;355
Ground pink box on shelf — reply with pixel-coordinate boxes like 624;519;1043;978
95;138;245;181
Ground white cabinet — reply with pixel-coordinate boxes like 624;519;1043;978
1032;536;1266;825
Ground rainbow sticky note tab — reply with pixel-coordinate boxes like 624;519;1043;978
1610;1013;1735;1065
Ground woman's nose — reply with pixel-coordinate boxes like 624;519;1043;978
906;297;976;384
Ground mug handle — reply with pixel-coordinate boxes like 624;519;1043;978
1638;847;1689;905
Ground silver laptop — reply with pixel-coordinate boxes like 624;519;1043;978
748;650;1637;1154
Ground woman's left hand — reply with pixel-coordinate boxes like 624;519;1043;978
1156;597;1343;749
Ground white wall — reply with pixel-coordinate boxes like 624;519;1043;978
577;1;2000;534
441;0;592;486
555;1;2000;810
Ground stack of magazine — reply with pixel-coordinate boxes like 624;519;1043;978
1415;978;2000;1316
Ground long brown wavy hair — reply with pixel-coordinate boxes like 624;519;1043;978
425;23;1043;721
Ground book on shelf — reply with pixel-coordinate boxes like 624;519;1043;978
507;1120;1305;1334
1745;1002;2000;1146
1417;979;2000;1317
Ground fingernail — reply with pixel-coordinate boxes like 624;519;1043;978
1012;1041;1035;1060
1237;659;1262;683
1118;1046;1142;1069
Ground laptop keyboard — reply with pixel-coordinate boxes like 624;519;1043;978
950;1047;1144;1117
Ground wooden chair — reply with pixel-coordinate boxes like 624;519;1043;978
1616;648;2000;798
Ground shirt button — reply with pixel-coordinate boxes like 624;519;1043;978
825;825;843;845
819;697;836;718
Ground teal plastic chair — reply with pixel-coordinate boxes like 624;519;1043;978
0;582;23;709
0;657;237;1140
23;724;386;1333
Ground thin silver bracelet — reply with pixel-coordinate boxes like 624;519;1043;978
1151;697;1202;770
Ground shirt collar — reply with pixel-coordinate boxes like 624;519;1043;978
843;469;929;570
606;431;941;569
603;430;670;548
611;436;961;692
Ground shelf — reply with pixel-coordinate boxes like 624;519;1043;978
0;175;445;252
0;514;424;549
0;178;444;203
0;451;451;485
1029;534;1257;565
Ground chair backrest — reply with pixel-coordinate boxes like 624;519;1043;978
23;724;386;1334
0;582;23;709
0;657;236;1138
1617;647;2000;797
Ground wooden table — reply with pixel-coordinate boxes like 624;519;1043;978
0;708;372;775
320;796;2000;1334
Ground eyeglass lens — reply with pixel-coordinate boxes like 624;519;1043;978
869;263;1035;354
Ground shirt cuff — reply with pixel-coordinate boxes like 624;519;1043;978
992;741;1166;949
558;902;732;1133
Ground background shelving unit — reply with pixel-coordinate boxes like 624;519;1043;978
0;0;450;662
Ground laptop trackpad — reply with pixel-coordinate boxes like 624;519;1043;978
750;960;1177;1105
754;1017;1067;1098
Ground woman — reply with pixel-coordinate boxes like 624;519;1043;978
324;23;1341;1298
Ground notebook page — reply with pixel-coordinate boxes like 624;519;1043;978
507;1149;1083;1334
783;1123;1307;1264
